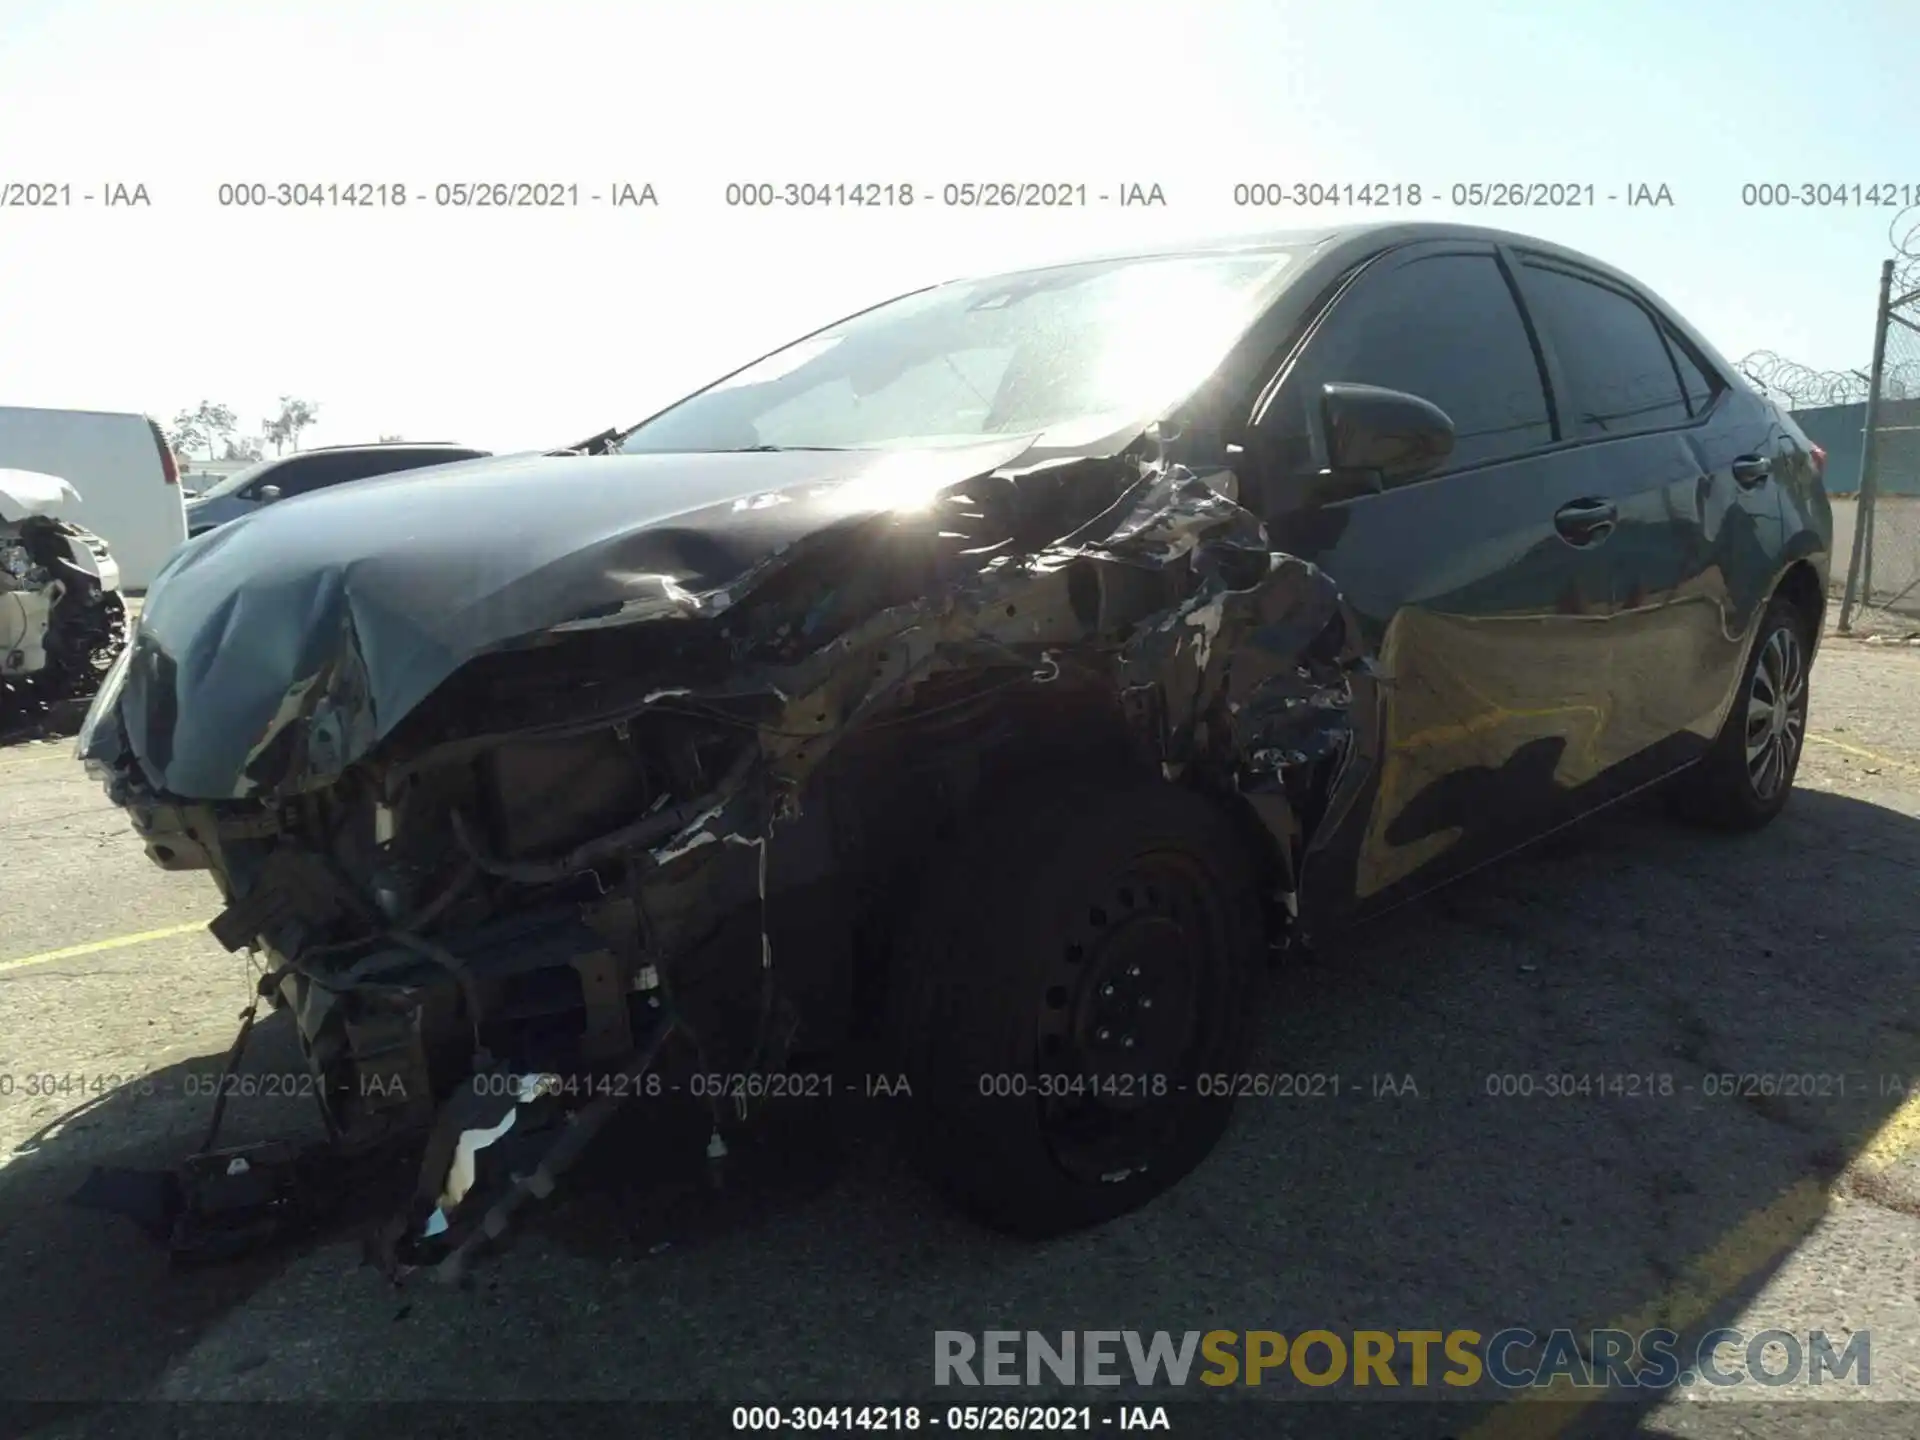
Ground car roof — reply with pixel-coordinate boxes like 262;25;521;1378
942;220;1739;386
951;221;1644;287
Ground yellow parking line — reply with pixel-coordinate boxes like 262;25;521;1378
1804;732;1920;775
0;920;209;975
1463;1085;1920;1439
1856;1088;1920;1171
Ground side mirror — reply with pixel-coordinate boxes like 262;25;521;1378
257;484;283;502
1315;383;1455;500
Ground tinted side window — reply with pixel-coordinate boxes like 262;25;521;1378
1665;331;1720;416
243;463;293;498
1521;265;1691;436
360;451;475;480
270;457;350;497
1276;253;1554;472
272;451;468;496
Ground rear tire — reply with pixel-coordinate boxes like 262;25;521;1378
889;777;1267;1237
1667;593;1812;831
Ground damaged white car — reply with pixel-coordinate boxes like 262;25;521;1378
75;223;1832;1274
1;467;127;726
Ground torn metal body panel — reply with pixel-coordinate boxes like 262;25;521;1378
70;220;1835;1263
78;436;1040;802
72;229;1466;1267
1;468;127;729
74;434;1364;1264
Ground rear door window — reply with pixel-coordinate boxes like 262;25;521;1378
1519;263;1692;437
1664;331;1721;417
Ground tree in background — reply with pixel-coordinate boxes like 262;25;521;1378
263;396;321;455
167;414;205;460
170;401;237;460
223;435;265;461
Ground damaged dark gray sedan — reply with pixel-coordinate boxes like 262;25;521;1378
76;222;1832;1267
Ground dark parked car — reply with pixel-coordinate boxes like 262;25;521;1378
79;223;1830;1265
183;442;492;536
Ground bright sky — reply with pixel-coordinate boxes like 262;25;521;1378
0;0;1907;455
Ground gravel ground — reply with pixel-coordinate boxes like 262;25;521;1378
0;627;1916;1440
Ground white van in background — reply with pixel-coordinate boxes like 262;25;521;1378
0;407;188;591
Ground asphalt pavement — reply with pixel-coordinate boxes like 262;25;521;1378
1;631;1917;1440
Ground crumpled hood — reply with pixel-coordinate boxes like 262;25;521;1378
78;437;1042;800
0;467;82;522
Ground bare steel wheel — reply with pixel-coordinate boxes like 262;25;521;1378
1035;852;1218;1185
891;776;1267;1237
1669;593;1813;830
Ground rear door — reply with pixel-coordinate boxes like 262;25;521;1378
1242;240;1618;924
1508;256;1783;787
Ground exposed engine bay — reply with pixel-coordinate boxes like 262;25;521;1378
0;469;127;728
75;438;1371;1277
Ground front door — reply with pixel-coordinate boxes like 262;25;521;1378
1241;240;1619;928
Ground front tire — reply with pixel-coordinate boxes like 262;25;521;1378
1668;594;1812;830
890;777;1268;1237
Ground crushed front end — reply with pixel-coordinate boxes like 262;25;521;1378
74;438;1371;1278
0;507;126;729
88;665;806;1276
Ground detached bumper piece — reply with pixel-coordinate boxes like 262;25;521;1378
170;1141;353;1263
76;1015;678;1275
372;1010;677;1284
69;1136;404;1265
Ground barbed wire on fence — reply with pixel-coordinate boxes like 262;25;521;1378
1892;202;1920;294
1737;350;1920;407
1839;202;1920;635
1736;207;1920;410
1734;350;1874;407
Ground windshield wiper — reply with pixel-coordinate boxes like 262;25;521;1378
551;434;853;457
549;425;624;456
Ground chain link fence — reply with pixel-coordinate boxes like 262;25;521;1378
1739;208;1920;639
1838;209;1920;638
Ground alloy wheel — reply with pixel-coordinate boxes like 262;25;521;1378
1744;624;1807;802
